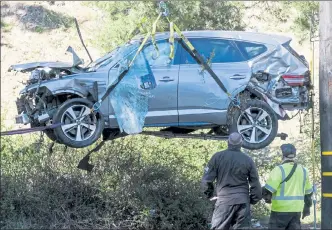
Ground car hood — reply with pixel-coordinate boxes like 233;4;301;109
8;61;74;72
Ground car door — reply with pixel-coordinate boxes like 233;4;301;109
107;40;180;128
178;38;251;126
143;39;180;126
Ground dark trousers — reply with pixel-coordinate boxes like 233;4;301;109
211;203;250;230
269;211;301;230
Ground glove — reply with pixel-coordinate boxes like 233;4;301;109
204;189;213;199
250;194;261;205
203;182;214;199
262;187;272;204
302;206;310;219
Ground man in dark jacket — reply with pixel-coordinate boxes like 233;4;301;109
201;132;262;230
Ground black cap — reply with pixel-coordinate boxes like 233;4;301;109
228;132;243;146
281;144;296;158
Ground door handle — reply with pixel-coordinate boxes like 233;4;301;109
230;74;246;79
159;76;174;82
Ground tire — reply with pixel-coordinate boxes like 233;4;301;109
52;98;104;148
229;99;278;150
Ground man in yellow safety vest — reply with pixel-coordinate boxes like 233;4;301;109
262;144;313;229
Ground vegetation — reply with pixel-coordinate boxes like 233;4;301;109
0;1;321;229
87;1;245;52
0;20;13;32
1;120;225;229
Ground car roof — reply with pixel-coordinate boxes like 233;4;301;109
133;30;291;45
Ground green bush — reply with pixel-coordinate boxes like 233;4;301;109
0;133;219;229
87;1;245;52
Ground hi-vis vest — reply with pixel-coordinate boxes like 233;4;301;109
265;162;313;212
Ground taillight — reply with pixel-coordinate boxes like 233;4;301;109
282;75;305;86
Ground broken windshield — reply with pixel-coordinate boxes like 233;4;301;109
88;41;139;70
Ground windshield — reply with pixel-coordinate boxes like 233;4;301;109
87;41;139;70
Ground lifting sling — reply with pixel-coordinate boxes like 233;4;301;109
0;1;241;173
0;0;238;138
75;0;240;171
91;1;237;113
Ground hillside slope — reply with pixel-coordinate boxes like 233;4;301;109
1;1;104;126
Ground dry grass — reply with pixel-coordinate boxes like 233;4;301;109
1;1;104;127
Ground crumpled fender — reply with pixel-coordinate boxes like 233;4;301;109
22;78;90;98
51;78;90;97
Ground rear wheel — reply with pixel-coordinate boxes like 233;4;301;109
52;98;104;148
229;100;278;150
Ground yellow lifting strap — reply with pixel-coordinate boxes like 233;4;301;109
91;13;161;112
92;2;235;113
168;18;195;52
126;17;148;42
151;13;163;59
169;21;175;60
129;31;151;67
128;13;163;67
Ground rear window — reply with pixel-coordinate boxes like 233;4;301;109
282;42;308;67
179;38;245;64
235;41;267;60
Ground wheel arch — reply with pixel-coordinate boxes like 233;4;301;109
36;78;99;103
52;90;86;98
226;87;263;124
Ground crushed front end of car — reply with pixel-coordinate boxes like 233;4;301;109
13;65;86;126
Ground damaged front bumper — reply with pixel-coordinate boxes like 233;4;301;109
15;96;31;125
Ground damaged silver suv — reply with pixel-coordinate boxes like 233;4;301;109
10;31;311;150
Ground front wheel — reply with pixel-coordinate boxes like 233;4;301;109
229;100;278;150
52;98;104;148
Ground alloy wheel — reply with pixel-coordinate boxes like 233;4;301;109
60;104;97;142
236;107;273;144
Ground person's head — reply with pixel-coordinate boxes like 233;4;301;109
280;143;297;161
228;132;243;150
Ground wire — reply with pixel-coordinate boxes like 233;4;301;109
289;111;300;120
310;16;317;230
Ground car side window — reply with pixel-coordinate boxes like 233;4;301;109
235;41;267;60
143;40;178;66
179;38;245;64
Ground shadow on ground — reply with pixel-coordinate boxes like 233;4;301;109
1;2;74;33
